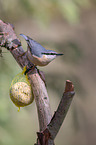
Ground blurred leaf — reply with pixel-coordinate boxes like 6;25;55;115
74;0;90;7
58;1;80;23
0;0;92;24
19;0;34;14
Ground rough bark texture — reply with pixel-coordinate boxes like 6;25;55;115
0;20;53;144
0;20;75;145
37;80;75;144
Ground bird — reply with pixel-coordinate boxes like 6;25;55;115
20;34;63;66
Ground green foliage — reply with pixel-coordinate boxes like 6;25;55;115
0;0;91;23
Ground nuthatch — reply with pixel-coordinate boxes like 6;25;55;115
20;34;63;66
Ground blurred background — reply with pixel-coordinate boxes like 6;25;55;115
0;0;96;145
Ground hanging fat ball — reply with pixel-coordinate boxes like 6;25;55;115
9;66;34;111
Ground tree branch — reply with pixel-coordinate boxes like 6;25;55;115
0;20;75;145
47;80;75;139
37;80;75;144
0;20;53;144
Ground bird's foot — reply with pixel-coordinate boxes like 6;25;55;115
24;65;46;86
24;65;36;75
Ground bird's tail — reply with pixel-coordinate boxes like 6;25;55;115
20;34;29;41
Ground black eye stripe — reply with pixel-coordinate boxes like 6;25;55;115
41;53;63;55
42;53;57;55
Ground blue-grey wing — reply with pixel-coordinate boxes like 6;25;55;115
20;34;63;57
20;34;46;57
28;37;47;57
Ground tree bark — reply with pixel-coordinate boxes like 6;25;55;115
0;20;75;145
